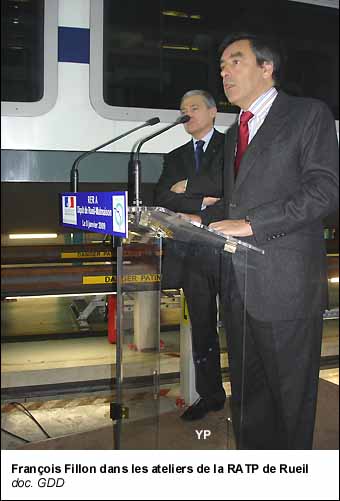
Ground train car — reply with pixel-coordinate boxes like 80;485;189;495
1;0;339;238
1;0;339;453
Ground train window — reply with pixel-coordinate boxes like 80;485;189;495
90;0;338;123
1;0;58;117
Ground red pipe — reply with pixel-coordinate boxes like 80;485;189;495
107;295;117;344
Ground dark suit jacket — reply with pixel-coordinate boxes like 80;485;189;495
154;129;225;212
201;91;339;321
154;129;225;288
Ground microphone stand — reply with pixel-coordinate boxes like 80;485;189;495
70;117;160;192
130;115;190;222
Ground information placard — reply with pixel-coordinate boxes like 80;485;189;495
60;191;128;237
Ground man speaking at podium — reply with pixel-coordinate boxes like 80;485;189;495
154;90;227;420
182;33;339;449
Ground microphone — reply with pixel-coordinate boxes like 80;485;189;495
129;115;190;211
136;114;190;161
70;117;160;192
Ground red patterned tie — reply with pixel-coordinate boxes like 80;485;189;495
234;110;253;176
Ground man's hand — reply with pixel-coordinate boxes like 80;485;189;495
209;219;253;237
178;213;202;224
202;196;220;207
170;179;187;193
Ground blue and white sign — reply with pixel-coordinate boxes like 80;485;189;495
60;191;128;238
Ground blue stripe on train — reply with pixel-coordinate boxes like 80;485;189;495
58;27;90;64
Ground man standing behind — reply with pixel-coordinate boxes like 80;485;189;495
184;34;339;448
154;90;226;420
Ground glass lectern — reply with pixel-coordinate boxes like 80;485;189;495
114;206;263;449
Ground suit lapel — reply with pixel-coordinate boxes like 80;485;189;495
180;130;224;176
224;123;237;201
199;130;223;173
181;141;196;175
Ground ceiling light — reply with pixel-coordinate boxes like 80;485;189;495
9;233;58;239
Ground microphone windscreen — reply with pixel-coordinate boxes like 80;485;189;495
177;114;190;124
146;117;161;125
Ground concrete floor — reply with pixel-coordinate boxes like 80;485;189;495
1;295;339;451
1;368;338;450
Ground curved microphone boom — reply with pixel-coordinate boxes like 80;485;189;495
130;115;190;212
70;116;160;192
136;114;190;161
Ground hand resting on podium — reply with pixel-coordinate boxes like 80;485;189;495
178;214;254;237
210;219;253;237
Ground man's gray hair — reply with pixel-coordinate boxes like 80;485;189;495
181;90;217;109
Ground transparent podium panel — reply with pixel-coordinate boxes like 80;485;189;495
114;217;162;449
137;207;264;450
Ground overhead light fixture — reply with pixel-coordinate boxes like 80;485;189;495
162;10;188;18
162;10;201;20
329;277;339;283
162;45;199;51
4;292;117;300
9;233;58;239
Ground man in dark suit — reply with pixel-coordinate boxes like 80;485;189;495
183;34;339;448
154;90;227;420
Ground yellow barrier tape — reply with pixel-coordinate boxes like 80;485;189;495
181;294;190;325
61;251;113;259
83;274;161;285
